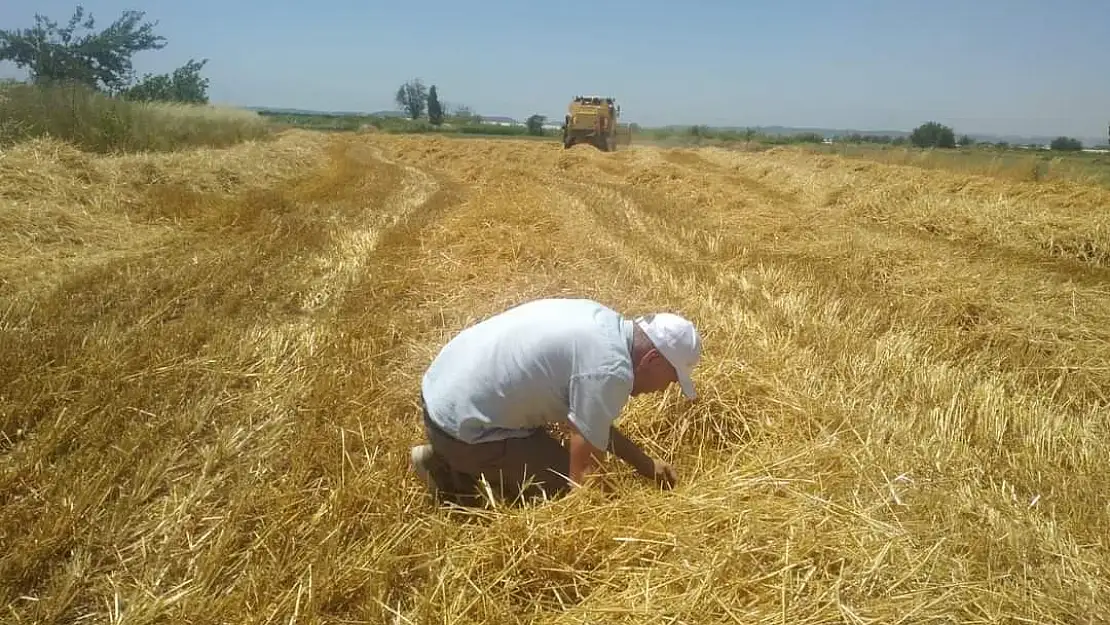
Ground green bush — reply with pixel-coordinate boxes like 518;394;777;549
1050;136;1083;152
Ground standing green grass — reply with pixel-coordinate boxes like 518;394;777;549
805;142;1110;188
0;81;272;153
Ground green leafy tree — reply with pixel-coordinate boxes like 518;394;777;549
0;6;167;94
526;114;546;136
910;121;956;148
1050;136;1082;151
122;58;210;104
427;84;444;125
959;134;975;146
395;78;427;120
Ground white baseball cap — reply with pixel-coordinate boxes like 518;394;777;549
634;312;702;399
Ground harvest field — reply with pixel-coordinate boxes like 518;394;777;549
3;128;1109;623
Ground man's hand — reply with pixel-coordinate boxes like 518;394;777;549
609;427;678;490
651;458;678;490
565;423;680;492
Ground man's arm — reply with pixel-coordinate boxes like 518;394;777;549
567;427;606;487
564;423;679;490
607;425;653;477
565;371;628;487
566;371;676;490
608;426;678;489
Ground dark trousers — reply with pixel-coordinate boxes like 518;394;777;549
421;397;571;504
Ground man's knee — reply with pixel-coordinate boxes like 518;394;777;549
439;432;570;501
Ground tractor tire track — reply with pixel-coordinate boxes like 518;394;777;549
298;145;440;314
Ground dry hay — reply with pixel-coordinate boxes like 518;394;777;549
0;129;330;297
2;129;1109;624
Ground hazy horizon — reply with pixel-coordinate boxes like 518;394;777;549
3;0;1108;142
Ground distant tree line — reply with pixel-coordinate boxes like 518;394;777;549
395;78;482;125
393;77;550;136
640;121;1094;152
908;121;1085;151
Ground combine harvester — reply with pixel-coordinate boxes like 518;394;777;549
561;95;633;151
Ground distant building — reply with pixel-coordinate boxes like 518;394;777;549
479;115;524;127
475;114;566;131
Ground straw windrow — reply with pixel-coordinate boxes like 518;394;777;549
2;131;1107;623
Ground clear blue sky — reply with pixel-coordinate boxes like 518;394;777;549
3;0;1108;141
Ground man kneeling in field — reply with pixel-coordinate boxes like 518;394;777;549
410;297;702;505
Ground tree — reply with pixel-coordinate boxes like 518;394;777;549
959;134;974;146
793;132;824;144
122;58;210;104
1050;136;1082;151
395;78;428;120
427;84;444;126
526;114;546;136
910;121;956;148
0;6;167;94
451;104;480;124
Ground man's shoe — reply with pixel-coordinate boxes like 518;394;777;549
410;444;445;498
